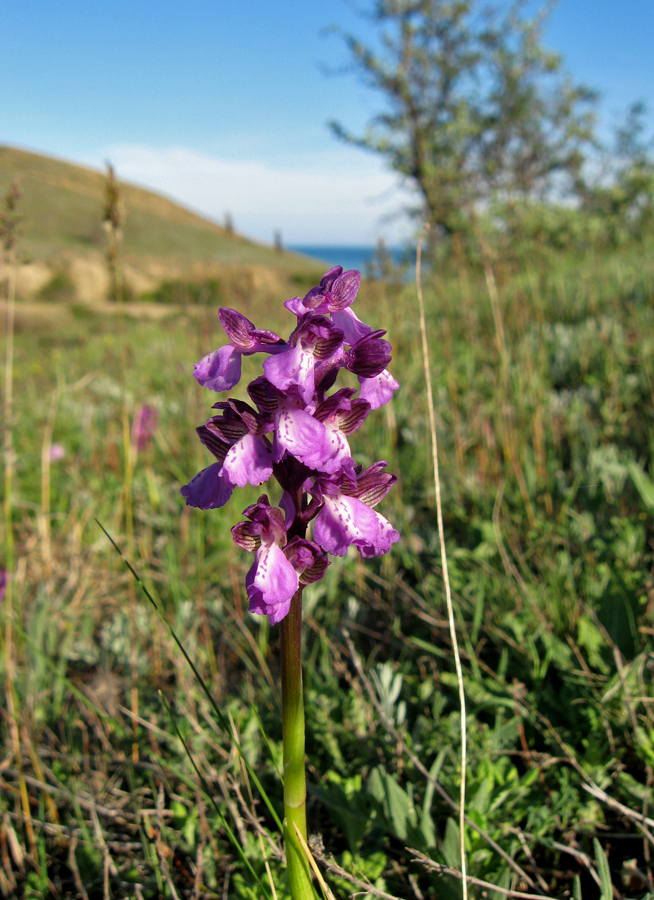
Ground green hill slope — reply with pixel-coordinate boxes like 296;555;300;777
0;145;321;301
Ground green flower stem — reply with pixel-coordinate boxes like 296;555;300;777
280;585;313;899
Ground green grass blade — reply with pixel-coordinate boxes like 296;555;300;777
96;518;284;832
159;690;275;899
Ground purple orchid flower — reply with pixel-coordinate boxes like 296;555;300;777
359;368;400;409
263;313;343;404
132;404;158;451
184;266;401;897
183;265;399;626
284;267;373;348
194;308;285;393
181;400;273;508
311;462;399;558
285;267;362;318
277;389;369;476
232;496;329;625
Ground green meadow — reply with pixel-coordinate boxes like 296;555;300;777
2;157;654;898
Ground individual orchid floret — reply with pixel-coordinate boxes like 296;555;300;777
180;421;235;509
276;389;369;476
311;463;399;559
285;537;330;584
180;400;273;509
232;496;329;625
206;400;273;488
181;462;235;510
314;389;371;434
194;308;285;393
284;266;362;319
358;368;400;410
263;313;343;404
344;330;392;379
312;329;391;395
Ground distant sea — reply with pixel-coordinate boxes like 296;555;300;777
288;244;408;275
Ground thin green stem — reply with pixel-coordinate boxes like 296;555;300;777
280;586;313;899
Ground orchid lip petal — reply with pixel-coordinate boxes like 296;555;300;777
358;369;399;409
263;345;315;404
180;463;234;509
222;433;273;488
194;344;242;392
275;408;352;474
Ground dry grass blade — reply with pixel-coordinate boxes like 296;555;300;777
410;849;556;900
415;225;468;900
292;822;336;900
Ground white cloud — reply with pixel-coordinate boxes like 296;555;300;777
98;144;416;246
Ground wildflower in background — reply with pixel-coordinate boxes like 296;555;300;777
49;443;66;462
132;404;158;452
182;267;399;898
0;569;6;602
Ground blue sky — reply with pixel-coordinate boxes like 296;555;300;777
1;1;653;245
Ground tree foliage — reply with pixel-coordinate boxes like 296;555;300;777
330;0;598;239
578;102;654;246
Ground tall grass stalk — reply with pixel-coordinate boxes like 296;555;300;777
1;181;38;859
104;162;140;762
416;226;468;900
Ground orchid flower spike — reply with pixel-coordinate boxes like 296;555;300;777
182;266;399;625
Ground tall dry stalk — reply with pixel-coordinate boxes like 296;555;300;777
104;163;140;761
415;227;468;900
1;180;37;857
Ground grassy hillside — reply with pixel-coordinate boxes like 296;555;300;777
0;145;323;300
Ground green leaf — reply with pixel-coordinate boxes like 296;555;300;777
628;461;654;509
593;838;613;900
366;767;418;842
442;817;460;868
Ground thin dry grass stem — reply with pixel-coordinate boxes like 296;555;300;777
104;163;140;764
477;232;508;369
156;781;182;900
292;822;336;900
409;850;556;900
582;783;654;842
415;225;468;900
477;227;537;527
1;183;38;864
24;734;59;826
223;599;278;701
40;372;95;582
310;848;406;900
68;835;90;900
505;826;603;891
